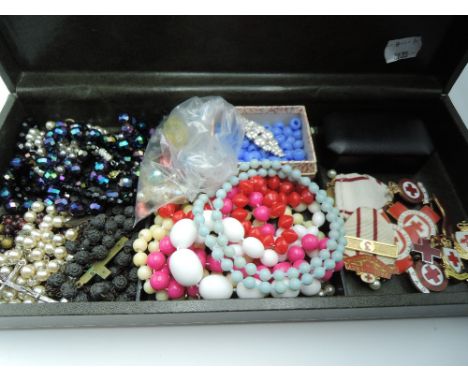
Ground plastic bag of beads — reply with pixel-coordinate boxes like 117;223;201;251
135;96;246;223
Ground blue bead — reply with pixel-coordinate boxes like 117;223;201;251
287;268;299;279
273;270;285;281
247;144;256;152
221;259;233;271
333;251;343;262
229;176;239;185
223;182;233;192
211;210;222;221
205;235;216;248
311;257;322;268
301;273;313;285
272;127;282;136
217;235;228;247
264;124;272;131
245;263;257;276
242;140;249;149
283;127;293;136
290;117;302;129
243;277;256;289
259;282;271;294
286;135;295;144
276;134;285;143
292;149;306;161
268;169;277;177
258;168;267;177
293;140;304;149
224;246;235;257
239;172;249;180
289;278;301;290
234;256;246;268
232;270;244;283
284;150;294;160
326;240;338;251
239;162;250;172
324;259;336;270
274;281;287;294
282;141;293;150
313;267;325;279
259;268;271;281
247;169;257;177
292;169;301;179
292;130;302;139
216;189;227;199
212;247;223;260
299;263;311;274
213;198;224;209
213;221;224;234
272;161;282;170
274;122;285;129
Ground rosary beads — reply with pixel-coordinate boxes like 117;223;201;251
0;114;151;216
0;200;76;303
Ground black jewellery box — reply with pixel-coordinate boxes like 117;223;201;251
0;16;468;329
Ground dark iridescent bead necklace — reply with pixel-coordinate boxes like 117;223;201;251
0;114;151;216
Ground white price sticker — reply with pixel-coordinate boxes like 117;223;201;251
384;36;422;64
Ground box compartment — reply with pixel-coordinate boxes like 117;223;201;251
0;16;467;328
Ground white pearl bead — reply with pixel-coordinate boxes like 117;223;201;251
44;243;55;255
137;265;152;280
22;236;36;249
31;201;45;213
22;223;34;232
24;211;37;223
236;279;266;298
138;228;153;242
39;221;52;231
292;224;308;238
15;235;25;246
133;238;148;252
53;246;67;259
143;280;156;294
46;205;56;215
47;260;60;273
15;276;26;286
41;231;54;242
199;275;233;299
312;211;326;227
35;269;49;282
33;260;46;270
242;237;265;259
28;249;44;262
52;216;64;228
30;229;42;241
133;252;147;266
0;254;5;265
294;203;308;212
33;285;46;295
229;244;243;257
203;210;214;231
6;249;22;262
64;228;78;241
300;279;322;296
20;265;35;279
52;234;65;246
0;266;12;277
43;215;53;224
260;249;279;267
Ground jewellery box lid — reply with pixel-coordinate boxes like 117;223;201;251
0;16;467;93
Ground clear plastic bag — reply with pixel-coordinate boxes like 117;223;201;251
135;96;246;223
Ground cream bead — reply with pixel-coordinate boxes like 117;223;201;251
133;252;148;266
37;241;45;249
308;202;321;214
15;276;26;286
65;228;78;241
182;204;192;214
303;220;313;228
161;218;173;231
0;254;5;265
0;266;12;277
24;211;37;223
252;219;263;227
41;231;54;242
293;213;304;225
20;265;35;279
33;285;46;295
294;203;308;212
66;254;74;262
154;215;164;225
312;211;326;227
52;234;65;246
151;226;166;241
143;280;156;294
53;246;67;259
1;289;16;301
133;238;148;252
138;228;152;242
31;201;45;213
284;206;293;216
155;290;169;301
147;241;159;253
52;216;64;228
27;278;39;287
137;265;152;280
44;243;55;255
